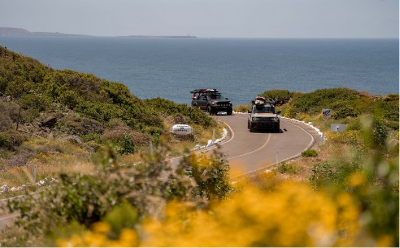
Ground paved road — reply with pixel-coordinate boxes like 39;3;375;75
213;114;315;177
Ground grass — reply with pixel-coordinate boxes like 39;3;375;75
233;104;251;113
0;120;225;198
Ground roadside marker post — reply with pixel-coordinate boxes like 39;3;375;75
276;150;279;165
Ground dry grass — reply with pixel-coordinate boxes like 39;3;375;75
101;126;149;145
0;121;225;193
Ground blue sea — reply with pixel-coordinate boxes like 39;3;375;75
0;36;398;105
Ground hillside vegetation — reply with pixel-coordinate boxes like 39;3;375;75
0;46;218;181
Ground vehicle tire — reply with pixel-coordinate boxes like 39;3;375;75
274;125;280;133
248;121;250;129
227;109;233;115
249;124;255;132
207;106;214;115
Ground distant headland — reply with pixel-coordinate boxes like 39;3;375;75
119;35;197;38
0;27;94;37
0;27;196;38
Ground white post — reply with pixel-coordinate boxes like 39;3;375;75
321;134;325;145
276;150;279;165
212;129;215;144
150;141;153;156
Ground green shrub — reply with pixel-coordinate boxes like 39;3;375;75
301;149;318;157
0;99;20;125
261;89;294;105
19;93;53;112
0;112;13;132
80;134;102;143
277;162;297;174
310;161;340;188
0;130;29;150
182;149;231;201
288;88;359;116
116;133;135;155
56;114;104;136
371;118;388;148
0;134;12;149
346;119;362;131
333;105;358;119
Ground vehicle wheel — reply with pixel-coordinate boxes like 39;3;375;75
248;121;250;129
207;106;213;115
275;125;280;133
249;125;255;132
227;109;233;115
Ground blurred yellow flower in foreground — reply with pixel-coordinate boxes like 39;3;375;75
143;182;361;247
55;180;374;247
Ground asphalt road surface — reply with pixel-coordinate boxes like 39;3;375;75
213;113;315;177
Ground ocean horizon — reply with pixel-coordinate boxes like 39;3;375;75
0;36;398;105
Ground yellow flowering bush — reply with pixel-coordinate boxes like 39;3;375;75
56;182;364;247
57;222;138;247
141;182;362;247
325;130;361;146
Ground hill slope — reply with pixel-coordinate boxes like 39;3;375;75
0;46;216;167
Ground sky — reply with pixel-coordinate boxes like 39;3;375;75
0;0;398;38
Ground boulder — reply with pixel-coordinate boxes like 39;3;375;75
40;116;57;128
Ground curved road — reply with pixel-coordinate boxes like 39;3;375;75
213;114;315;177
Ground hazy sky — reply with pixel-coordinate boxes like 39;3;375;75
0;0;398;38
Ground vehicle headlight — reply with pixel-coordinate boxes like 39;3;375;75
228;101;232;105
211;101;217;105
252;117;259;121
273;117;279;122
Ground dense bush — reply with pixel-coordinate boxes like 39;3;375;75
56;114;104;136
301;149;318;157
0;130;29;150
0;99;20;131
286;88;359;117
261;89;294;105
277;162;297;174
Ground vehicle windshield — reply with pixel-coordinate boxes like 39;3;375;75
254;105;275;113
208;93;225;100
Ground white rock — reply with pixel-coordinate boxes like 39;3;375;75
1;185;8;193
